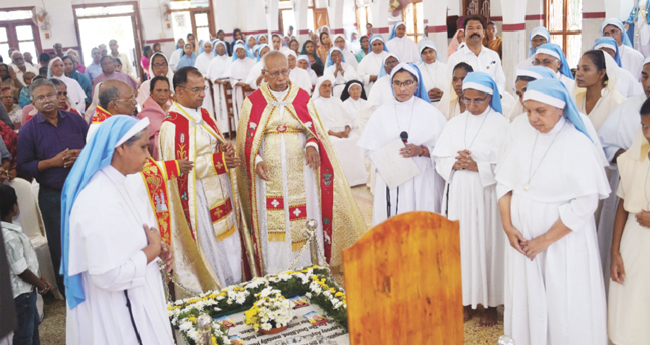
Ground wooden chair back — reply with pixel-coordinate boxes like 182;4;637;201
343;212;463;345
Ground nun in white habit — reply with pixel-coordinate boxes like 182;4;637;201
332;34;358;70
207;40;233;133
433;72;508;324
496;78;609;345
62;116;174;345
297;55;318;86
313;76;367;187
285;50;313;95
323;47;360;98
356;35;390;93
48;57;86;113
417;40;449;104
341;80;368;126
358;63;447;226
385;21;420;64
194;40;215;76
223;43;256;127
246;44;271;90
366;53;401;108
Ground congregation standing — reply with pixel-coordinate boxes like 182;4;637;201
1;14;650;345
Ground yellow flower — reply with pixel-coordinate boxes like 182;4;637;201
335;292;344;298
330;288;336;294
208;293;217;299
211;336;217;345
188;317;197;324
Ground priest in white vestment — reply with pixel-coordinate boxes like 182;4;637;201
61;116;174;345
313;76;367;186
417;40;448;105
246;44;272;90
496;78;609;345
224;44;256;127
332;34;358;70
358;63;447;226
207;41;233;133
433;72;508;326
284;50;313;95
160;67;248;288
323;47;360;98
366;53;401;108
533;43;575;93
515;26;550;72
593;37;644;98
356;35;389;93
602;18;645;80
194;41;215;76
385;21;420;64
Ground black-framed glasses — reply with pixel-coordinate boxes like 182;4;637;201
392;79;416;88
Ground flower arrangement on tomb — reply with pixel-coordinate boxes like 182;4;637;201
244;287;294;332
168;266;347;345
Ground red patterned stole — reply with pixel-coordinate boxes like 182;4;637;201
164;106;223;240
244;87;335;267
92;105;112;124
140;158;180;246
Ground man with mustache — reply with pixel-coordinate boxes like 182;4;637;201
447;15;505;93
16;78;89;296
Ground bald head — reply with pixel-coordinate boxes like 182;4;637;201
263;51;289;92
99;79;136;115
263;51;288;70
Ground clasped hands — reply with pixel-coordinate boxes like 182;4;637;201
256;146;320;181
53;148;81;169
143;224;174;273
452;150;478;172
504;225;550;261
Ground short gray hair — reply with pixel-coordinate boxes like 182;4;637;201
98;83;120;109
30;78;56;98
263;51;287;71
49;78;66;88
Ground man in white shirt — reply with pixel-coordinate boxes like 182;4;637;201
109;39;133;78
385;21;420;64
602;18;644;80
447;16;505;93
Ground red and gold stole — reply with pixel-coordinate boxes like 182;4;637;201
92;105;112;124
244;87;335;265
140;158;180;246
164;106;225;240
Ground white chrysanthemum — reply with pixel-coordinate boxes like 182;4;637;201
261;322;272;331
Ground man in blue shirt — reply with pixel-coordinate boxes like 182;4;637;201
85;47;103;83
16;78;88;295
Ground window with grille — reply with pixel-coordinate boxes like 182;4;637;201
546;0;583;68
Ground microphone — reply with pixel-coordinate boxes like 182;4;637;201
400;131;408;144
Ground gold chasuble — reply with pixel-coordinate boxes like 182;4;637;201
159;102;252;291
236;82;366;276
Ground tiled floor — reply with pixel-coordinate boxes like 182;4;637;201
38;185;503;344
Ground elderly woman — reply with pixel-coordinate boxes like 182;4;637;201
297;55;318;86
358;63;447;225
285;50;312;95
136;52;174;108
356;35;389;92
533;43;575;92
495;78;609;345
366;53;400;108
332;34;358;69
48;57;86;113
313;76;367;187
323;47;359;98
433;72;509;326
341;80;367;122
417;40;448;103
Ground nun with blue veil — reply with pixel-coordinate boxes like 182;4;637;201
322;47;360;98
515;26;550;71
432;72;509;325
357;63;447;226
356;35;390;92
533;43;575;93
62;116;174;344
366;53;401;108
601;17;645;80
496;78;609;345
385;21;420;64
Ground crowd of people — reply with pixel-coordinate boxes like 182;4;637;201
0;14;649;345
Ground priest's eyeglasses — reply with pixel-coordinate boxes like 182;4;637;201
265;69;290;78
181;85;209;93
460;96;489;105
392;79;416;88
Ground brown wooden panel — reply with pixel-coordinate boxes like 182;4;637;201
313;8;330;30
343;212;463;345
